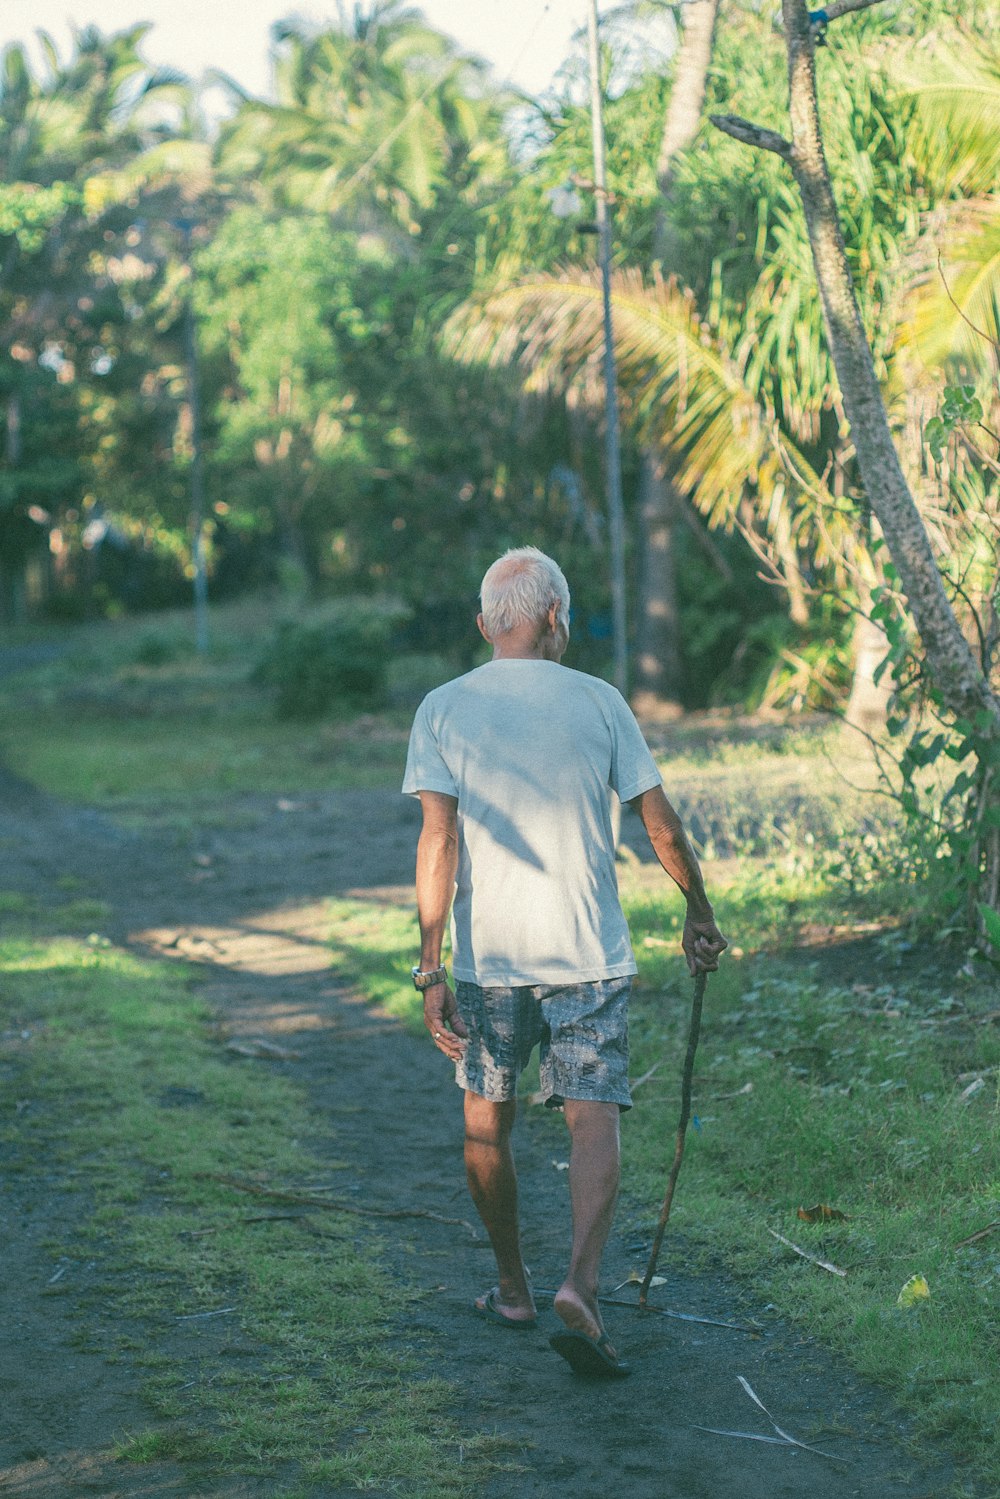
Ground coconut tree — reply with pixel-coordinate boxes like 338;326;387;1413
216;2;507;241
444;265;858;639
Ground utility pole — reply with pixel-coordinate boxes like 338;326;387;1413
586;0;629;698
178;219;209;655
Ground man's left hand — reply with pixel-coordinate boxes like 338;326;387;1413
682;914;728;975
424;983;468;1061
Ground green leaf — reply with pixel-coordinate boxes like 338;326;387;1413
978;904;1000;948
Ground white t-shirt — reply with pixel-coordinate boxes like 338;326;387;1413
402;659;662;986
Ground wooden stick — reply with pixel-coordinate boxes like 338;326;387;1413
767;1228;847;1277
639;970;708;1307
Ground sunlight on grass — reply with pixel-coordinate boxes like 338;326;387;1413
326;897;426;1029
0;602;412;803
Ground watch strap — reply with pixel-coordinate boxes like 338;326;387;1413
411;964;447;991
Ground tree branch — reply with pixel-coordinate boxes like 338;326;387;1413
937;252;1000;356
817;0;891;20
709;114;793;160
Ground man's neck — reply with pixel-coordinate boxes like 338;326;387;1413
491;633;563;663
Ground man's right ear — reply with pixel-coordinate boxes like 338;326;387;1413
476;613;491;643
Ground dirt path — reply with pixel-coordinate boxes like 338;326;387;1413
0;769;967;1498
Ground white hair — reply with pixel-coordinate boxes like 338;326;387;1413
480;546;570;638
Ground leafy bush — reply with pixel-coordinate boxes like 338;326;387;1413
254;598;410;719
132;632;189;667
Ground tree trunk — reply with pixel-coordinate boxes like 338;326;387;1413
635;0;721;715
845;587;891;733
711;0;1000;738
653;0;721;267
777;0;999;734
633;453;684;717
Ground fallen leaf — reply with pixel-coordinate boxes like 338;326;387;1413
611;1270;667;1291
896;1273;930;1308
797;1203;850;1223
717;1082;753;1101
960;1077;985;1101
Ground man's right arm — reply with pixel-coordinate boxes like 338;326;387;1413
629;785;728;975
415;790;467;1057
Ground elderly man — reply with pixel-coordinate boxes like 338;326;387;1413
403;546;726;1378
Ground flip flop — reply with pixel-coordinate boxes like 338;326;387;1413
549;1328;631;1378
474;1288;537;1330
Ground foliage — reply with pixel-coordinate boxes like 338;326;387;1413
867;532;999;951
923;384;986;462
253;598;411;718
1;1;999;777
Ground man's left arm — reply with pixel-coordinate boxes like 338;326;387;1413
415;790;467;1059
629;785;729;975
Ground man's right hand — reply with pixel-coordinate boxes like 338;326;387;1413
423;982;468;1061
682;914;728;976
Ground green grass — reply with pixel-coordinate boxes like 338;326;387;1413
0;920;508;1496
623;869;1000;1483
327;898;432;1026
0;600;411;803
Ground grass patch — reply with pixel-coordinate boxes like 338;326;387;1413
620;872;1000;1485
0;600;412;804
0;925;506;1495
327;898;429;1028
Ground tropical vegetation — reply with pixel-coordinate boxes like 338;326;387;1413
0;0;997;932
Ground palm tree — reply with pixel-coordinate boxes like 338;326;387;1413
216;2;506;240
445;265;856;631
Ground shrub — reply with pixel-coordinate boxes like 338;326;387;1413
386;652;456;706
132;632;188;667
254;598;409;719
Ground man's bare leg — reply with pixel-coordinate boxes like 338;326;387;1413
553;1099;620;1353
464;1091;536;1320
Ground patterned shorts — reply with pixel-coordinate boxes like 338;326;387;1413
454;976;632;1111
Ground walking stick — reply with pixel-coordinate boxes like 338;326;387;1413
638;969;708;1308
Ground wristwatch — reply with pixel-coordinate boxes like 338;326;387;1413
411;964;448;991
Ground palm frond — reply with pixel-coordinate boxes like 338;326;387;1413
905;196;1000;372
445;268;839;541
83;138;213;214
896;39;1000;195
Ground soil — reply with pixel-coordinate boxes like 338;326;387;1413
0;760;975;1499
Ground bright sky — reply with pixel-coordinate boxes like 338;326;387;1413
0;0;593;103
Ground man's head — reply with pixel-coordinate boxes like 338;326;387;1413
478;547;570;660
